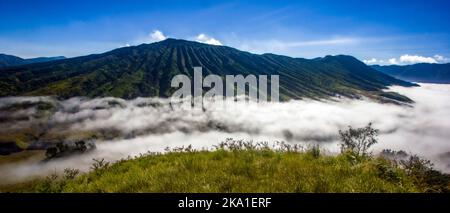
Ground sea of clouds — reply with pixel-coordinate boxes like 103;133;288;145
0;83;449;183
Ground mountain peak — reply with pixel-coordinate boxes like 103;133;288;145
320;54;360;62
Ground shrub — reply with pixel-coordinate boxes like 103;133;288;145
91;158;110;171
36;172;62;193
401;155;450;193
63;168;80;180
307;144;321;159
339;123;379;158
375;160;402;183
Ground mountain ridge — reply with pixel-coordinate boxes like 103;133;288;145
372;63;450;84
0;54;66;68
0;38;415;102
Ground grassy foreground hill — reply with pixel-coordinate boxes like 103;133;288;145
0;147;417;192
2;139;449;193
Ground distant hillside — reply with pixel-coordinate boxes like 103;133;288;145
23;56;66;65
0;54;65;68
0;39;415;102
0;54;24;67
372;63;450;84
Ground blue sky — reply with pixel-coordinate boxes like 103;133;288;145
0;0;449;65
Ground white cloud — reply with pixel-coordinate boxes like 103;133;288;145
434;55;445;61
131;30;167;45
388;58;399;65
150;30;167;41
195;34;222;45
363;58;378;64
365;54;449;65
434;54;449;63
118;43;131;48
383;54;450;65
399;54;437;64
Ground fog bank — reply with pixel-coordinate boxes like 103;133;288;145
1;83;449;183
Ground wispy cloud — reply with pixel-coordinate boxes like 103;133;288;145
150;30;167;41
399;54;438;64
283;38;359;47
434;54;449;63
388;58;399;65
364;54;449;65
228;37;361;56
363;58;381;65
258;37;359;50
129;30;167;46
195;34;222;45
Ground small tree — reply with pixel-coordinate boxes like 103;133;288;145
339;123;379;157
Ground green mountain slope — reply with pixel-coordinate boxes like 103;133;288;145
0;39;415;101
372;63;450;84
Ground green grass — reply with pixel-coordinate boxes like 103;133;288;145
0;146;423;193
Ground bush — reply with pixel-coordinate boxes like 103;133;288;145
375;160;402;183
339;123;378;158
36;172;62;193
307;144;321;159
91;158;110;171
400;155;450;193
63;168;80;180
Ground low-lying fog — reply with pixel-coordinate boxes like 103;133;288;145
1;83;450;183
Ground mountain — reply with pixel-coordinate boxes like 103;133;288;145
0;39;415;102
0;54;24;67
23;56;66;65
0;54;66;68
372;63;450;84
